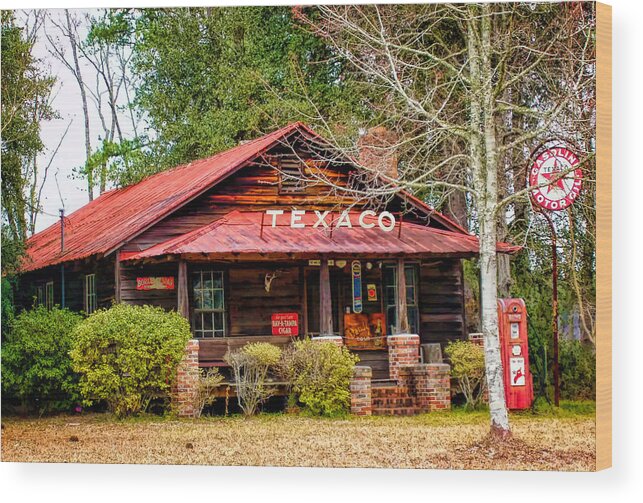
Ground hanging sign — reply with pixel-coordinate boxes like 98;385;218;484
271;312;299;336
367;283;377;302
510;357;526;386
343;313;387;350
265;209;396;232
136;277;175;290
529;146;582;211
351;260;363;313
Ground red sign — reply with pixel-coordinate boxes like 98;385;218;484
529;146;582;211
136;277;175;290
271;312;299;336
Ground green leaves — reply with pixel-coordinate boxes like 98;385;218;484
1;305;83;414
69;304;191;417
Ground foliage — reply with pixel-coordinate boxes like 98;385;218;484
192;367;225;418
225;342;282;416
127;6;365;176
559;340;596;400
69;304;191;417
1;306;83;413
1;11;56;242
445;340;486;410
279;339;359;417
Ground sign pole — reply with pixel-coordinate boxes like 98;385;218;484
528;142;583;408
542;211;560;407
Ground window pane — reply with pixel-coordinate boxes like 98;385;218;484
406;286;416;305
192;274;202;290
202;273;213;290
213;290;224;310
201;289;213;309
213;272;223;289
385;286;396;306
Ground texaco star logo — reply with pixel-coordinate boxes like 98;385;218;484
529;147;582;211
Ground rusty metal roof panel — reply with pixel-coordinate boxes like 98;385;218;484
124;211;519;261
21;122;475;272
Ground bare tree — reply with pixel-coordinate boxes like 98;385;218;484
44;9;94;200
286;2;595;438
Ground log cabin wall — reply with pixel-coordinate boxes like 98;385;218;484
15;257;115;313
119;261;178;312
418;259;467;348
226;264;303;337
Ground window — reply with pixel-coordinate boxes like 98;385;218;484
45;281;54;310
278;156;306;194
192;270;226;338
84;274;97;314
35;285;44;306
383;264;420;335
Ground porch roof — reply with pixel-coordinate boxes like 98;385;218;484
121;210;519;261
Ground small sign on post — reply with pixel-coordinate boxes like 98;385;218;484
271;312;299;336
351;260;362;314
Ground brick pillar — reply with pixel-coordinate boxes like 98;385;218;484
426;363;451;411
311;335;344;347
172;339;200;418
387;334;420;382
350;366;372;416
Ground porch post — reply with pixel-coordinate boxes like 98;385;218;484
319;257;334;336
177;259;189;319
396;258;409;333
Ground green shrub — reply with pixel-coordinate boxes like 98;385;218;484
226;342;282;416
445;340;486;409
559;340;596;400
70;304;191;417
280;339;359;417
1;305;83;413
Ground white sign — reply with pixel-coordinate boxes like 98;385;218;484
510;323;520;339
510;357;526;386
265;209;397;232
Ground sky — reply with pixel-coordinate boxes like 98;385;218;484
23;8;137;232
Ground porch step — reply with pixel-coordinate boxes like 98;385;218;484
372;397;416;408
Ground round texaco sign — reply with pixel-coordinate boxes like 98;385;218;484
529;146;582;211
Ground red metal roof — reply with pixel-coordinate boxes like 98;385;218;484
21;122;474;272
123;211;519;261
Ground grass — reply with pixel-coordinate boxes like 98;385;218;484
1;405;596;471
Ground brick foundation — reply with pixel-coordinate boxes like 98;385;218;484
396;363;451;412
172;339;200;418
350;366;372;416
387;334;420;382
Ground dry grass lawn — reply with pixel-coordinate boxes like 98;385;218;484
1;409;595;471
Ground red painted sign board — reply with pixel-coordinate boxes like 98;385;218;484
271;312;299;336
136;277;175;290
529;146;582;211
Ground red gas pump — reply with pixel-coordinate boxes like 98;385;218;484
497;299;534;409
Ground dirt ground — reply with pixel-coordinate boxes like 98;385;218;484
1;411;595;471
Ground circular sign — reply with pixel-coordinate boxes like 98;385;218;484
529;147;582;211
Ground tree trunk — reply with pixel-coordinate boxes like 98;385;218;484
469;3;511;438
65;9;93;201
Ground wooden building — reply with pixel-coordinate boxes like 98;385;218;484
17;123;516;380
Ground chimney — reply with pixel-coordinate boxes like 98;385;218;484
357;126;399;181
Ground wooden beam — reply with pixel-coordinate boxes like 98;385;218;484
177;260;189;319
319;257;333;336
114;252;122;303
397;258;409;334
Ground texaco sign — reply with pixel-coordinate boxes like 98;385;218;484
529;147;582;211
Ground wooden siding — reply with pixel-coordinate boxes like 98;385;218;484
122;147;430;254
418;259;466;348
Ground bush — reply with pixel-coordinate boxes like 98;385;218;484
445;340;486;409
226;342;282;416
560;340;596;400
280;339;359;417
2;305;83;414
70;304;191;417
193;368;225;418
